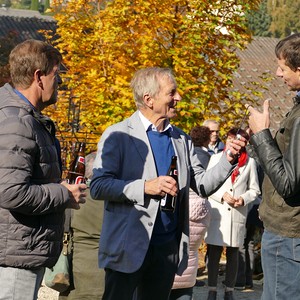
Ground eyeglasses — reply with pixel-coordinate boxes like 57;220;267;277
210;130;219;134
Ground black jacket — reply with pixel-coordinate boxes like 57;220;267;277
250;100;300;238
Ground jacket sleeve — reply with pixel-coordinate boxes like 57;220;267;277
190;149;234;198
238;159;260;206
250;119;300;199
0;114;70;215
90;127;145;205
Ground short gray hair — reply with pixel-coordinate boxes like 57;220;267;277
203;119;219;127
130;67;175;109
85;152;97;179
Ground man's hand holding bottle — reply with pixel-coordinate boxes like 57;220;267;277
61;181;87;210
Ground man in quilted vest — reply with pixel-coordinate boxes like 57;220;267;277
0;40;87;300
247;33;300;300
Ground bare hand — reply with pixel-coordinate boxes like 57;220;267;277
61;181;87;209
234;196;244;207
145;176;178;198
246;99;270;134
222;192;236;207
225;136;247;163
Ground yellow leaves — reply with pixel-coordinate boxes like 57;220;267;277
45;0;262;143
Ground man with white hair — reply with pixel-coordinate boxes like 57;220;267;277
202;120;225;155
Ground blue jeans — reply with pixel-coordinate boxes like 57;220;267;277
0;266;45;300
261;230;300;300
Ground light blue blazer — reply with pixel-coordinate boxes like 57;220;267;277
90;111;234;275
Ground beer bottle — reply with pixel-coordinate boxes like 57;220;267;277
160;155;178;212
67;142;86;184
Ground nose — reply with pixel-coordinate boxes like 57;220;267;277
174;91;182;102
276;66;283;77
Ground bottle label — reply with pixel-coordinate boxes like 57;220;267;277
74;176;85;184
78;156;85;164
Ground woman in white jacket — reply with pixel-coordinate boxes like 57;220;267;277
204;128;260;300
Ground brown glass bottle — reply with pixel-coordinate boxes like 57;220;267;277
160;155;178;212
67;142;86;184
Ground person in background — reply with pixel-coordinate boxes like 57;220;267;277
0;39;86;300
169;125;212;300
235;127;264;291
202;120;225;155
59;152;105;300
90;67;246;300
247;33;300;300
204;128;260;300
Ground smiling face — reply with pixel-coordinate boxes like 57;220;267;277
152;74;181;119
144;74;181;129
276;58;300;91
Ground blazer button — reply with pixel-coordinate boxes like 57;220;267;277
230;189;233;192
228;208;231;211
148;222;153;227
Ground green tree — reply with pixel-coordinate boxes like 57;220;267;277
46;0;261;140
246;0;272;37
30;0;39;10
268;0;300;37
44;0;50;10
10;0;31;9
0;0;12;7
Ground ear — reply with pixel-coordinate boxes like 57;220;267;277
34;70;43;89
143;93;153;108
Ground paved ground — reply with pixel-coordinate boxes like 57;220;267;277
193;272;263;300
38;267;264;300
38;276;263;300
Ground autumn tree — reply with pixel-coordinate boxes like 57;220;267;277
267;0;300;37
0;31;19;86
47;0;261;145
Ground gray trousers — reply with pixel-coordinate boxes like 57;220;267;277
0;266;44;300
207;244;239;288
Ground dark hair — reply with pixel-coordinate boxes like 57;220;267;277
189;126;211;147
275;33;300;71
226;128;249;141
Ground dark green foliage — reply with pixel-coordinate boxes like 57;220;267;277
246;0;272;37
30;0;38;10
0;0;12;7
268;0;300;38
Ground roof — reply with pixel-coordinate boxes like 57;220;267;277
0;7;56;43
235;37;292;133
